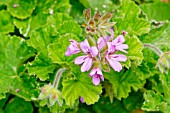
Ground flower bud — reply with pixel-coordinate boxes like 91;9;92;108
39;84;52;99
156;52;170;74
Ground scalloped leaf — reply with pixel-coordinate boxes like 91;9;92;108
123;35;144;68
48;33;81;64
7;0;37;19
27;53;57;81
13;12;49;37
34;0;71;14
142;90;167;112
140;2;170;21
0;35;38;100
114;0;150;36
105;69;143;100
0;10;14;34
79;0;115;13
58;20;82;36
27;24;57;56
140;22;170;50
62;65;102;106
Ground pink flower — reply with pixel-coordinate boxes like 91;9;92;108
89;68;104;85
106;42;127;72
122;30;127;35
74;39;98;72
111;35;128;53
65;39;80;56
79;97;84;103
97;36;110;50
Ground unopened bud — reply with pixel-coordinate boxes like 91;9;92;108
156;52;170;74
39;84;52;99
94;11;101;22
84;9;91;20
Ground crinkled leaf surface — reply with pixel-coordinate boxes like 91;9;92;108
58;20;82;36
140;2;170;21
114;0;150;36
79;0;116;12
35;0;71;14
7;0;37;19
27;24;58;56
4;97;33;113
0;34;38;100
13;13;48;37
132;61;151;80
140;22;170;50
104;69;143;100
27;53;56;81
142;90;167;112
48;33;81;64
123;35;143;68
0;10;14;34
62;65;102;106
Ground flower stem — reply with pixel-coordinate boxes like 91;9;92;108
143;43;164;57
53;68;66;89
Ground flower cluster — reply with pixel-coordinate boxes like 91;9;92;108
65;29;128;85
82;9;115;37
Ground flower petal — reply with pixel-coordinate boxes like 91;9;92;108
89;68;96;76
112;35;125;45
107;42;116;54
90;46;98;57
109;54;127;62
81;57;92;72
110;28;114;38
65;39;80;56
116;44;128;53
96;68;103;76
100;74;104;81
107;58;123;72
74;55;88;65
92;74;100;85
80;39;90;54
97;37;105;50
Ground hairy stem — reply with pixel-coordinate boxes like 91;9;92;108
143;43;164;57
53;68;66;89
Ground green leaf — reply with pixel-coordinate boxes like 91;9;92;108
79;0;116;13
123;35;144;68
4;97;33;113
58;20;82;36
114;0;150;36
132;61;151;80
13;13;48;37
142;90;167;112
105;69;143;100
34;0;71;14
0;35;39;100
140;2;170;21
27;53;56;81
47;13;72;35
62;65;102;106
7;0;37;19
48;33;81;64
27;24;57;56
0;94;9;108
140;22;170;50
0;10;14;34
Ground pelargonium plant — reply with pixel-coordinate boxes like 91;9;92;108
1;0;170;113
